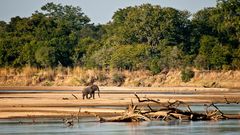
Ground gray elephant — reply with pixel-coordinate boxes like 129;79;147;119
82;84;100;99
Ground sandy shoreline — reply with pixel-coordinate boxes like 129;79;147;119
0;86;231;91
0;86;239;119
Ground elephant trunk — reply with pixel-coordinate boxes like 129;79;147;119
98;89;100;98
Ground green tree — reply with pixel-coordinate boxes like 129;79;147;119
192;0;240;69
16;41;39;66
0;21;7;37
41;2;90;31
85;47;114;69
232;48;240;69
194;36;218;69
109;45;150;70
150;45;184;71
72;37;97;66
35;46;57;67
191;7;216;55
215;0;240;47
0;1;239;71
105;4;190;46
195;35;231;70
210;45;230;69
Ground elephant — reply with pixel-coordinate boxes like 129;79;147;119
82;84;100;99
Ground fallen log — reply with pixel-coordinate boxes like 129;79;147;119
97;113;151;122
88;108;151;122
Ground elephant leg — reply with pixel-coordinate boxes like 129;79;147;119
87;94;91;99
82;94;85;100
93;92;95;99
89;94;93;99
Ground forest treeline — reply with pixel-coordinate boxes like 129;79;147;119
0;0;239;74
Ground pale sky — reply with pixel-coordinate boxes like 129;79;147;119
0;0;217;24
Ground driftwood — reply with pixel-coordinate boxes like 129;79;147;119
93;94;239;122
72;94;78;99
88;104;151;122
135;93;161;104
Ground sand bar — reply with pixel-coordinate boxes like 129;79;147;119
0;86;239;119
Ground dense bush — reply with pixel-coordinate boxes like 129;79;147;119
181;68;195;82
112;73;125;86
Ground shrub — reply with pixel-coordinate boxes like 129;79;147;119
181;68;195;82
112;73;125;86
42;80;54;86
148;59;161;75
97;72;108;82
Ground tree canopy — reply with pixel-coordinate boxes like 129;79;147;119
0;0;239;72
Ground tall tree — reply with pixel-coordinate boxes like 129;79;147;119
105;4;191;46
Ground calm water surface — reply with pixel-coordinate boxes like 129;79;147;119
0;119;240;135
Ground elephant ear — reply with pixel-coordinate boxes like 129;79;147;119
90;85;95;90
90;85;96;90
91;85;100;97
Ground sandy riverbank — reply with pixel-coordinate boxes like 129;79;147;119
0;86;239;119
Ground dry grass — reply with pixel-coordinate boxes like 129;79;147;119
22;66;38;78
0;67;240;88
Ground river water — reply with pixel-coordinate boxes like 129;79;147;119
0;119;240;135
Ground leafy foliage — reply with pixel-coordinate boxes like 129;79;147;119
105;4;190;46
0;1;239;72
181;68;195;82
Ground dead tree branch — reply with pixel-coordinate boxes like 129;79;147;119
72;94;78;99
91;94;236;123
